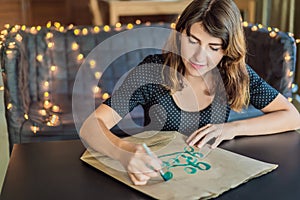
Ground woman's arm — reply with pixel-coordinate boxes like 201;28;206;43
80;103;125;160
187;94;300;148
231;93;300;136
80;104;161;185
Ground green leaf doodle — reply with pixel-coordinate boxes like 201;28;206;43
158;146;211;175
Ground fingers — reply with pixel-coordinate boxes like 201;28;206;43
186;124;212;144
186;124;223;149
186;124;217;147
128;173;149;185
211;136;222;149
196;134;216;149
127;145;161;185
136;145;162;171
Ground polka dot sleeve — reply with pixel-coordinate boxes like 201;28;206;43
247;65;279;109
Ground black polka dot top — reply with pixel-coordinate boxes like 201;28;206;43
104;54;279;135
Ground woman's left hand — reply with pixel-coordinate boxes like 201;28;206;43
186;123;236;149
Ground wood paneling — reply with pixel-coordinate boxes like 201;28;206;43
0;0;93;28
29;0;68;25
0;0;29;27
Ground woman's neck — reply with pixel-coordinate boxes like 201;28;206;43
184;71;214;95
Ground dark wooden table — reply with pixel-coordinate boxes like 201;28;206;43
1;130;300;200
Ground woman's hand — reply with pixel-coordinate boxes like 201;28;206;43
186;123;236;149
118;142;162;185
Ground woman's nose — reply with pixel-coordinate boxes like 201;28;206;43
193;46;207;61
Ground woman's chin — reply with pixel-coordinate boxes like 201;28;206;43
187;68;208;77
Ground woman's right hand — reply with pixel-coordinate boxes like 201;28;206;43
118;141;162;185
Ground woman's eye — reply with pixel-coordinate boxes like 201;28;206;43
188;37;198;44
210;46;220;51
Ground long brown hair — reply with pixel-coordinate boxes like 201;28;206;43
163;0;249;111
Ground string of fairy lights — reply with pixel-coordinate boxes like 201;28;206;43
0;20;299;135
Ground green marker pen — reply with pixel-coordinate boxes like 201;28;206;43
142;143;173;181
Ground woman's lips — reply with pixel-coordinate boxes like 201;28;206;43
190;61;206;70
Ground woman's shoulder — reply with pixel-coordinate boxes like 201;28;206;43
245;64;263;83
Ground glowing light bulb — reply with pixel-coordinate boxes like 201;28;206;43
8;42;15;48
50;65;57;72
15;24;20;30
15;34;23;42
36;54;43;62
11;27;17;33
46;32;53;39
127;23;134;29
1;30;8;36
44;81;49;88
94;72;102;79
251;26;258;31
93;26;100;33
89;60;96;68
7;103;13;110
115;22;122;31
39;109;47;116
44;91;50;98
82;28;88;35
77;54;84;61
103;25;110;32
48;42;54;49
30;27;37;34
48;114;60;126
170;23;176;29
68;24;74;30
135;20;141;25
93;86;100;94
44;100;52;109
59;26;64;32
0;86;4;91
115;22;122;28
284;54;291;62
242;21;249;27
24;113;29;120
54;22;61;28
6;50;13;59
52;105;60;112
269;31;277;38
21;25;26;31
74;29;81;35
72;42;79;51
37;26;42;31
102;93;110;100
31;125;40;134
46;21;52;28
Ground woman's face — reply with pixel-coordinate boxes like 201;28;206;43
181;22;225;77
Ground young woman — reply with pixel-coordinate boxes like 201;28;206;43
80;0;300;185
